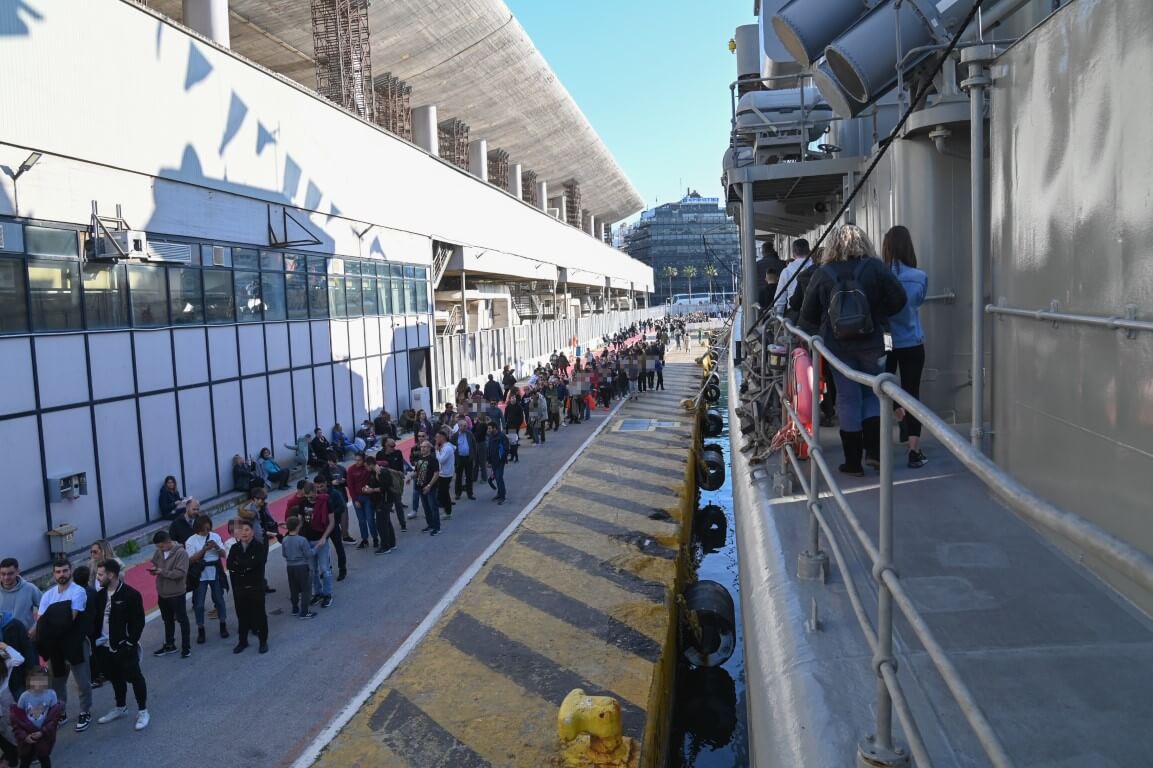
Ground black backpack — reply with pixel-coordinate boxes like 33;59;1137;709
823;260;874;340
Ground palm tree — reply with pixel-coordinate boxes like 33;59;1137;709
661;265;678;302
703;264;718;302
682;265;697;299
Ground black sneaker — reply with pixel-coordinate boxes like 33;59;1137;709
75;712;91;732
420;527;431;533
152;644;176;657
299;611;318;619
374;547;388;555
429;529;440;537
356;540;369;550
310;594;324;606
838;464;865;477
908;450;928;469
58;712;68;726
321;595;333;608
180;648;192;659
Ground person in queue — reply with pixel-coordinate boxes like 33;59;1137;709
882;225;930;469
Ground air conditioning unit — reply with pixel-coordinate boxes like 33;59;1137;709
94;230;148;260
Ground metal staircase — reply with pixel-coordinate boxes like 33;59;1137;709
431;240;454;288
440;303;462;336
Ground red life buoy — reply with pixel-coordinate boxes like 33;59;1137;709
790;348;814;459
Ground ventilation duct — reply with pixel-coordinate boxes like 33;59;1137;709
735;24;762;96
771;0;872;68
811;61;871;119
825;0;977;103
758;0;803;86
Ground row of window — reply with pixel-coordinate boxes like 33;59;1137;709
0;253;430;334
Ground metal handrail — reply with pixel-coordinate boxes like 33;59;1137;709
924;290;956;303
987;302;1150;335
763;315;1153;766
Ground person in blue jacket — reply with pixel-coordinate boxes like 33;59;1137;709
882;225;929;469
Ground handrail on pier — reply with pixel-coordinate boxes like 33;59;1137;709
747;315;1153;767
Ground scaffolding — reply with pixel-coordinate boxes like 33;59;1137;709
438;118;470;169
521;170;538;205
310;0;375;120
563;180;582;228
373;72;412;141
487;148;510;191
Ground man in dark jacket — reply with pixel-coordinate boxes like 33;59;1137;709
501;367;517;400
483;374;503;404
91;560;149;730
485;423;510;505
168;498;201;545
227;519;269;654
799;226;906;474
377;438;412;533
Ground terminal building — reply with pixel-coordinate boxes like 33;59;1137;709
0;0;654;568
622;191;740;304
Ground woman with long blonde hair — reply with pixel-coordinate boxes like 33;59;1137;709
798;224;907;475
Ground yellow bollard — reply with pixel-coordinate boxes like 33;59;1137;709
557;689;638;767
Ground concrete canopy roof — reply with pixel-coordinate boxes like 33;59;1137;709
152;0;644;224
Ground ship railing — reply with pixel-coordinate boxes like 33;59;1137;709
765;316;1153;768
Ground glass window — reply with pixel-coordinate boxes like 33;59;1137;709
328;275;347;318
200;244;230;267
328;257;345;276
307;255;326;274
345;275;362;317
404;278;417;315
308;273;329;318
379;278;392;314
168;266;204;325
262;272;286;321
390;265;403;279
391;277;404;314
234;270;262;322
285;253;307;274
404;265;417;279
415;277;429;313
82;263;128;330
204;270;234;323
375;262;389;277
27;259;81;330
233;248;259;270
261;251;284;271
25;226;79;258
345;260;361;276
0;258;28;332
361;276;378;315
286;272;308;320
127;264;168;327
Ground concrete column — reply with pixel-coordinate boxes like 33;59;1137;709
548;195;567;223
510;164;523;199
586;212;596;236
413;105;439;154
183;0;230;47
461;269;469;337
535;180;548;211
468;139;488;181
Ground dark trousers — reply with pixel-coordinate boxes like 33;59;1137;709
233;584;268;643
656;370;664;390
647;370;656;388
268;469;290;489
492;462;506;500
158;594;190;652
20;754;50;768
286;564;311;612
437;476;453;516
330;522;347;574
94;645;147;710
419;489;441;531
374;499;397;550
885;344;926;437
454;454;474;498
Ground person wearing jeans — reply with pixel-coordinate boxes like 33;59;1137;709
184;516;230;644
413;440;441;535
148;531;190;658
433;431;455;519
346;452;379;548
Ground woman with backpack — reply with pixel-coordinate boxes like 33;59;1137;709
882;225;929;468
799;225;907;476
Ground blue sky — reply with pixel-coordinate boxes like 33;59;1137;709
505;1;748;222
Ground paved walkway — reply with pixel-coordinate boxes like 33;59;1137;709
48;336;697;768
311;357;699;767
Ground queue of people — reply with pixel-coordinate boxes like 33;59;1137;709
771;224;929;474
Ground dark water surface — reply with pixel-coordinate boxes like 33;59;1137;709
673;374;750;767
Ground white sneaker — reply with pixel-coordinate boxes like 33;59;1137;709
135;710;150;731
97;706;127;724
